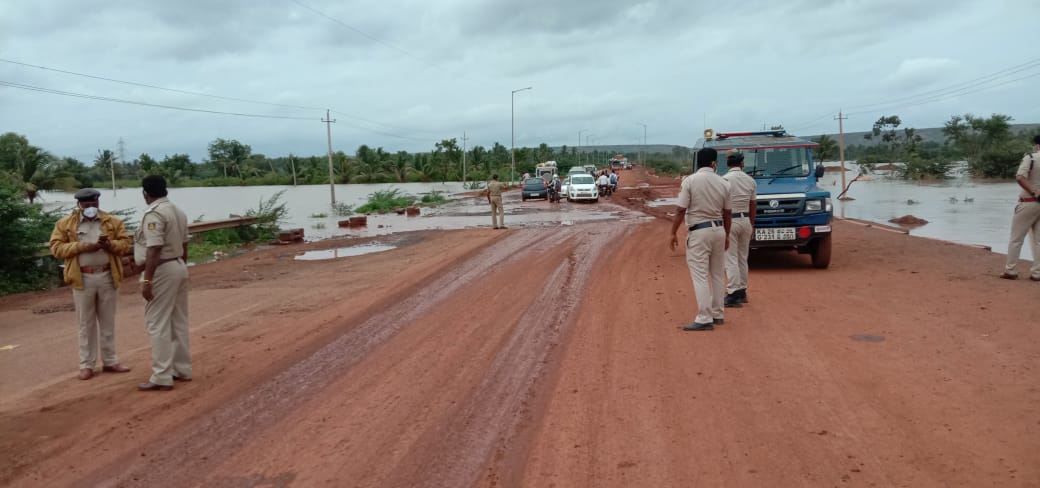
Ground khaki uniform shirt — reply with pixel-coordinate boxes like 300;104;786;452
722;167;757;213
486;180;504;197
134;197;189;265
76;217;110;267
1017;151;1040;198
677;167;731;227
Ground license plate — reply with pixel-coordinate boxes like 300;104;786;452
755;228;796;241
528;192;538;196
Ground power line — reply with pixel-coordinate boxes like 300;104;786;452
846;69;1040;116
288;0;430;66
0;80;317;120
0;57;440;136
844;58;1040;112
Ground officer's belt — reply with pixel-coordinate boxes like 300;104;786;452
1021;197;1038;202
80;264;110;274
732;212;751;218
688;220;723;231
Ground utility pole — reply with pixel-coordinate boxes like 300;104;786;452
636;123;646;167
578;129;588;167
114;137;125;195
835;110;848;199
511;86;532;185
323;109;337;205
462;131;469;187
289;154;297;187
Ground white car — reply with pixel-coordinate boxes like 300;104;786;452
566;174;599;202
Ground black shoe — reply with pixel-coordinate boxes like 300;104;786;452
737;289;749;304
724;294;742;308
713;318;724;325
682;322;714;331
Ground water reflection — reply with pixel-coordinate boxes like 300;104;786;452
294;244;396;261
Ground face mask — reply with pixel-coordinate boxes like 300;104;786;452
82;207;99;219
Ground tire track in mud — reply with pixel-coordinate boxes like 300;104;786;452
82;224;632;487
383;224;634;488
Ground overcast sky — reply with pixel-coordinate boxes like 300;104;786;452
1;0;1038;163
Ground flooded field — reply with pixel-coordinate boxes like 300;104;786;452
39;170;1032;260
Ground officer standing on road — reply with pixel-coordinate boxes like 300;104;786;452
49;188;134;380
1001;134;1040;281
722;150;757;306
670;148;732;331
135;175;192;391
485;174;505;229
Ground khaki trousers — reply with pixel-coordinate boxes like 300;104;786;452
73;271;118;369
490;196;504;228
686;226;726;324
727;217;752;294
1005;202;1040;277
145;259;191;386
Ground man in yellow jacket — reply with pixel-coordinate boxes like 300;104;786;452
49;188;133;380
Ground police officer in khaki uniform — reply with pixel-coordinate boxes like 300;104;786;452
485;173;506;229
135;175;191;391
1001;134;1040;281
49;188;133;380
670;148;732;331
722;150;757;306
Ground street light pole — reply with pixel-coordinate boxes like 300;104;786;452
636;123;646;167
511;86;532;185
578;129;588;167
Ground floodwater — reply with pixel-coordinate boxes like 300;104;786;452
37;181;650;239
38;169;1033;261
294;244;397;261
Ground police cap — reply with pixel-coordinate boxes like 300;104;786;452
74;188;101;201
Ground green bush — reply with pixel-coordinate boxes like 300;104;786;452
0;175;61;294
972;142;1029;178
419;191;447;205
355;189;416;214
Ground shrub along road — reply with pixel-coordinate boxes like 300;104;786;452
0;167;1037;487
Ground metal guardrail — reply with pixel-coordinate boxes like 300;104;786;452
187;216;259;233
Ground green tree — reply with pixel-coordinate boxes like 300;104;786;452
92;149;117;188
0;174;60;293
0;132;57;201
433;138;461;181
812;134;838;162
137;153;158;175
943;113;1023;178
207;138;252;179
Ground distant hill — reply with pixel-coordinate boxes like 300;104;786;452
806;123;1040;147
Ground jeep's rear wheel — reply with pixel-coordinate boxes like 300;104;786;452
811;234;832;269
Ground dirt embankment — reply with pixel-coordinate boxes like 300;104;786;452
1;165;1038;487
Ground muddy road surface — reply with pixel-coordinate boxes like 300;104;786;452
1;167;1038;487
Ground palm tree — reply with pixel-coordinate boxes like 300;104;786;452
813;134;838;162
0;133;56;203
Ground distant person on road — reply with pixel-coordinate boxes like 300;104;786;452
485;174;505;229
49;188;134;380
722;150;757;307
135;175;191;391
669;148;732;331
1001;134;1040;281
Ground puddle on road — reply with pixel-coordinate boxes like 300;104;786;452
648;197;678;207
850;334;885;343
294;244;397;261
328;195;653;238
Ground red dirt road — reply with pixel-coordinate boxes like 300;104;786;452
1;167;1038;487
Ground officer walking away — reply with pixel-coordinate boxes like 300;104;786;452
49;188;134;380
669;148;732;331
722;150;757;306
486;174;506;229
135;175;191;391
1001;134;1040;281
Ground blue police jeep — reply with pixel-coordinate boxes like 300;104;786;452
693;129;833;268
